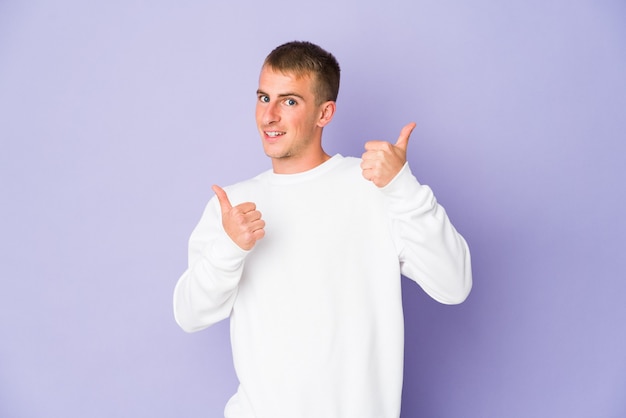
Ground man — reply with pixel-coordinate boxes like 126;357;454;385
174;41;472;418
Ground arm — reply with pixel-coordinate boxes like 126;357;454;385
361;122;471;304
173;198;247;332
173;186;265;332
382;164;472;304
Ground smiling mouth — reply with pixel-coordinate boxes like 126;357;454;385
265;131;285;138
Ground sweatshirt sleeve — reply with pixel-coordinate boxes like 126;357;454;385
381;163;472;304
173;197;249;332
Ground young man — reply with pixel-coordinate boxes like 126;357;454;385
174;41;472;418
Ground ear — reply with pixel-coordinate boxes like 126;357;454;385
317;101;336;128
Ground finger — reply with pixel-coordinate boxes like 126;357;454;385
243;208;262;223
212;185;232;213
250;218;266;233
360;157;379;171
394;122;417;151
364;140;389;151
252;227;266;242
360;149;378;162
361;167;373;182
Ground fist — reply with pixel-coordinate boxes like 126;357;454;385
212;185;265;250
361;122;416;187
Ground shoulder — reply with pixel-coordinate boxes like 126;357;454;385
337;155;361;168
327;155;380;195
330;155;363;177
207;169;271;207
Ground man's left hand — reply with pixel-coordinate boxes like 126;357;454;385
361;122;417;187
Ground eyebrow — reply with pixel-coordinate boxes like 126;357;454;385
256;89;306;100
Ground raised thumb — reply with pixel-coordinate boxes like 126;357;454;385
395;122;417;151
212;185;232;213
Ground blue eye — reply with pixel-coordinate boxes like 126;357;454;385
259;95;270;103
285;98;296;106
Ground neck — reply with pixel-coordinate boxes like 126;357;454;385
271;150;331;174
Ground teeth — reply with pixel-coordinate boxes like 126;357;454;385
266;131;284;137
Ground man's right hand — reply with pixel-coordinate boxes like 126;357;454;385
212;185;265;251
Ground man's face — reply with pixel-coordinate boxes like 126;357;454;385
255;66;324;164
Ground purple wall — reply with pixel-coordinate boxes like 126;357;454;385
1;1;624;417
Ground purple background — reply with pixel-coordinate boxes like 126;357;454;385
1;1;625;417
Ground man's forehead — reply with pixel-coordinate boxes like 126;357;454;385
258;66;316;94
260;65;313;82
261;64;313;79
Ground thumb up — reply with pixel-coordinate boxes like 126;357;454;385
394;122;416;153
212;185;265;250
360;122;416;188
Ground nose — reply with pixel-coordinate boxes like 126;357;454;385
263;101;280;125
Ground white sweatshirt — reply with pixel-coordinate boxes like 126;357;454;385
174;155;472;418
